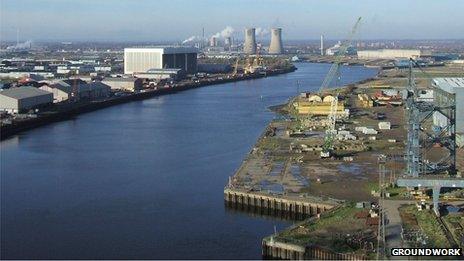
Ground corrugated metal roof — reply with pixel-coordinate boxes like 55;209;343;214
433;77;464;88
124;46;198;54
102;77;139;82
0;86;52;100
51;82;110;93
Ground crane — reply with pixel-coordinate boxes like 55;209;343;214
320;17;362;158
232;56;240;77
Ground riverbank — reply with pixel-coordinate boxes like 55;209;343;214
299;55;447;70
222;64;413;258
1;63;382;259
0;66;296;140
249;62;464;259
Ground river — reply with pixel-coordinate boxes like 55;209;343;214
0;63;377;259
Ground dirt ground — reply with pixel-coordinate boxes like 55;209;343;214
230;64;462;205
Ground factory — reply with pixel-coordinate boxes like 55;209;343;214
0;86;53;113
124;46;198;75
432;78;464;141
39;80;111;102
357;49;421;59
101;77;144;92
326;42;357;56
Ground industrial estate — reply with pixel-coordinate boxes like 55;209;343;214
1;8;464;261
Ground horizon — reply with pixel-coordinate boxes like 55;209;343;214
1;0;463;42
2;38;464;45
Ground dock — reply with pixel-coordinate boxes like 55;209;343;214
224;187;337;219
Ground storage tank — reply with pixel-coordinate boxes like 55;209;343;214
308;95;322;102
322;95;335;103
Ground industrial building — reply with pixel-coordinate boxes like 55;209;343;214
243;28;257;54
326;42;357;56
432;78;464;132
40;81;111;102
197;63;232;73
124;46;198;75
357;49;421;59
134;68;184;80
0;86;53;113
268;28;283;54
209;37;218;47
294;95;349;117
101;77;144;92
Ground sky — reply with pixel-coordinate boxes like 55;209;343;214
1;0;463;42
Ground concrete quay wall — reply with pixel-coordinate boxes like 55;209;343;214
224;188;335;217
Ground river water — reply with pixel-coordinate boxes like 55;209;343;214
1;63;377;259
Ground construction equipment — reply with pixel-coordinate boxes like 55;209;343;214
245;45;265;74
377;155;387;260
71;77;79;102
319;17;362;158
396;58;461;216
232;56;240;77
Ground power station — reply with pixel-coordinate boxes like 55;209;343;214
243;28;257;54
268;28;283;54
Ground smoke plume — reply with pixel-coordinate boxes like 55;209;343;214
255;27;270;37
212;26;235;38
182;36;199;44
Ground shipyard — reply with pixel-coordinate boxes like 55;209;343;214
224;18;464;260
1;1;464;260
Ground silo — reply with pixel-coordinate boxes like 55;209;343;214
269;28;283;54
243;28;257;54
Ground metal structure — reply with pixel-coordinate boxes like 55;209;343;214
243;28;257;54
377;155;387;260
405;59;457;177
397;58;462;216
318;17;362;158
269;28;283;54
71;78;78;102
232;56;240;77
320;35;324;56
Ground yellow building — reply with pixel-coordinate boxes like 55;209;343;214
294;100;348;117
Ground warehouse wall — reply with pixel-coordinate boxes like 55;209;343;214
162;53;197;74
18;93;53;111
0;95;19;112
124;50;162;74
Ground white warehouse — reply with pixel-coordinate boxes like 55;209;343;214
432;78;464;132
124;46;198;75
357;49;421;59
0;87;53;113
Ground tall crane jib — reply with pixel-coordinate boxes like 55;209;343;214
319;17;362;158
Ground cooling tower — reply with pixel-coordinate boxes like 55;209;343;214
269;28;283;54
243;28;257;54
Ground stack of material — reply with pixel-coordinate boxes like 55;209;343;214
355;126;378;135
357;93;373;107
378;121;391;130
363;128;378;135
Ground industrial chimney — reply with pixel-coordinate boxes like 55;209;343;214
224;37;232;47
269;28;283;54
320;35;324;56
210;36;217;47
243;28;257;54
